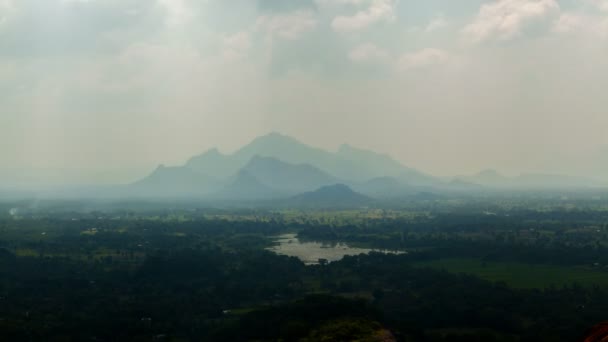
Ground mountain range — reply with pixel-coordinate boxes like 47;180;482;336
455;169;603;189
123;132;605;204
128;132;443;202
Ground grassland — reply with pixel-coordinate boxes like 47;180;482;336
413;258;608;289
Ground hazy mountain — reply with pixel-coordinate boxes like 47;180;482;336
456;169;603;189
185;148;242;179
232;133;368;181
214;170;284;200
351;177;415;199
290;184;372;207
445;179;485;192
130;132;438;199
241;156;338;193
337;144;436;185
515;173;602;189
472;169;509;184
188;132;437;184
128;165;221;197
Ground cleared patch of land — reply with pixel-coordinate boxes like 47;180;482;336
413;258;608;289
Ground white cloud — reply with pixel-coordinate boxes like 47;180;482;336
406;15;448;34
348;43;390;63
0;0;15;27
331;0;396;33
157;0;194;28
553;13;588;33
222;31;252;60
587;0;608;12
397;48;448;71
314;0;366;6
463;0;560;43
256;10;318;40
425;15;448;33
553;13;608;36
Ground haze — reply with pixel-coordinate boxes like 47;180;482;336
1;0;607;187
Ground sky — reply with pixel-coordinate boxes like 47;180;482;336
1;0;608;186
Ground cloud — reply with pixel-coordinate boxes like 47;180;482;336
4;0;608;183
553;13;588;33
396;48;448;71
314;0;366;7
425;15;448;33
587;0;608;12
157;0;194;28
222;31;252;60
256;10;318;40
257;0;317;12
331;0;396;33
463;0;560;43
0;0;166;57
347;44;449;72
348;42;390;63
0;0;15;23
553;12;608;36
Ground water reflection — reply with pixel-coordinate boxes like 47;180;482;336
268;233;404;265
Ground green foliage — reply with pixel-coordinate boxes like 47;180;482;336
1;201;608;341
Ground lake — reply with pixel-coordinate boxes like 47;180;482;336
267;233;404;265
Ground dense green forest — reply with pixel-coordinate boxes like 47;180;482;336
1;198;608;341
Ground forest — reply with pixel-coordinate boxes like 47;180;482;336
1;197;608;341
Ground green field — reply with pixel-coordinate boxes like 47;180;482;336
413;258;608;289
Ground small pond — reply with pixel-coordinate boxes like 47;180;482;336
267;233;405;265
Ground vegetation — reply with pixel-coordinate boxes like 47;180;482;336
1;196;608;340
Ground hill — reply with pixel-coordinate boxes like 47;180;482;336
241;156;338;193
337;144;436;185
351;177;413;199
185;148;242;179
213;170;284;200
129;132;439;200
290;184;372;207
185;132;437;184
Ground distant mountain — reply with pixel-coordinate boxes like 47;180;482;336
290;184;372;207
214;170;284;200
241;156;338;193
128;165;221;197
351;177;414;199
445;179;484;192
456;169;602;189
472;169;509;184
515;173;601;189
232;133;368;181
336;144;436;185
186;132;437;184
185;148;242;179
129;132;439;200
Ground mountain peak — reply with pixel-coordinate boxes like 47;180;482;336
338;143;354;152
205;147;221;155
291;184;372;207
320;183;352;193
187;147;224;163
252;132;300;145
195;147;224;158
265;131;286;138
